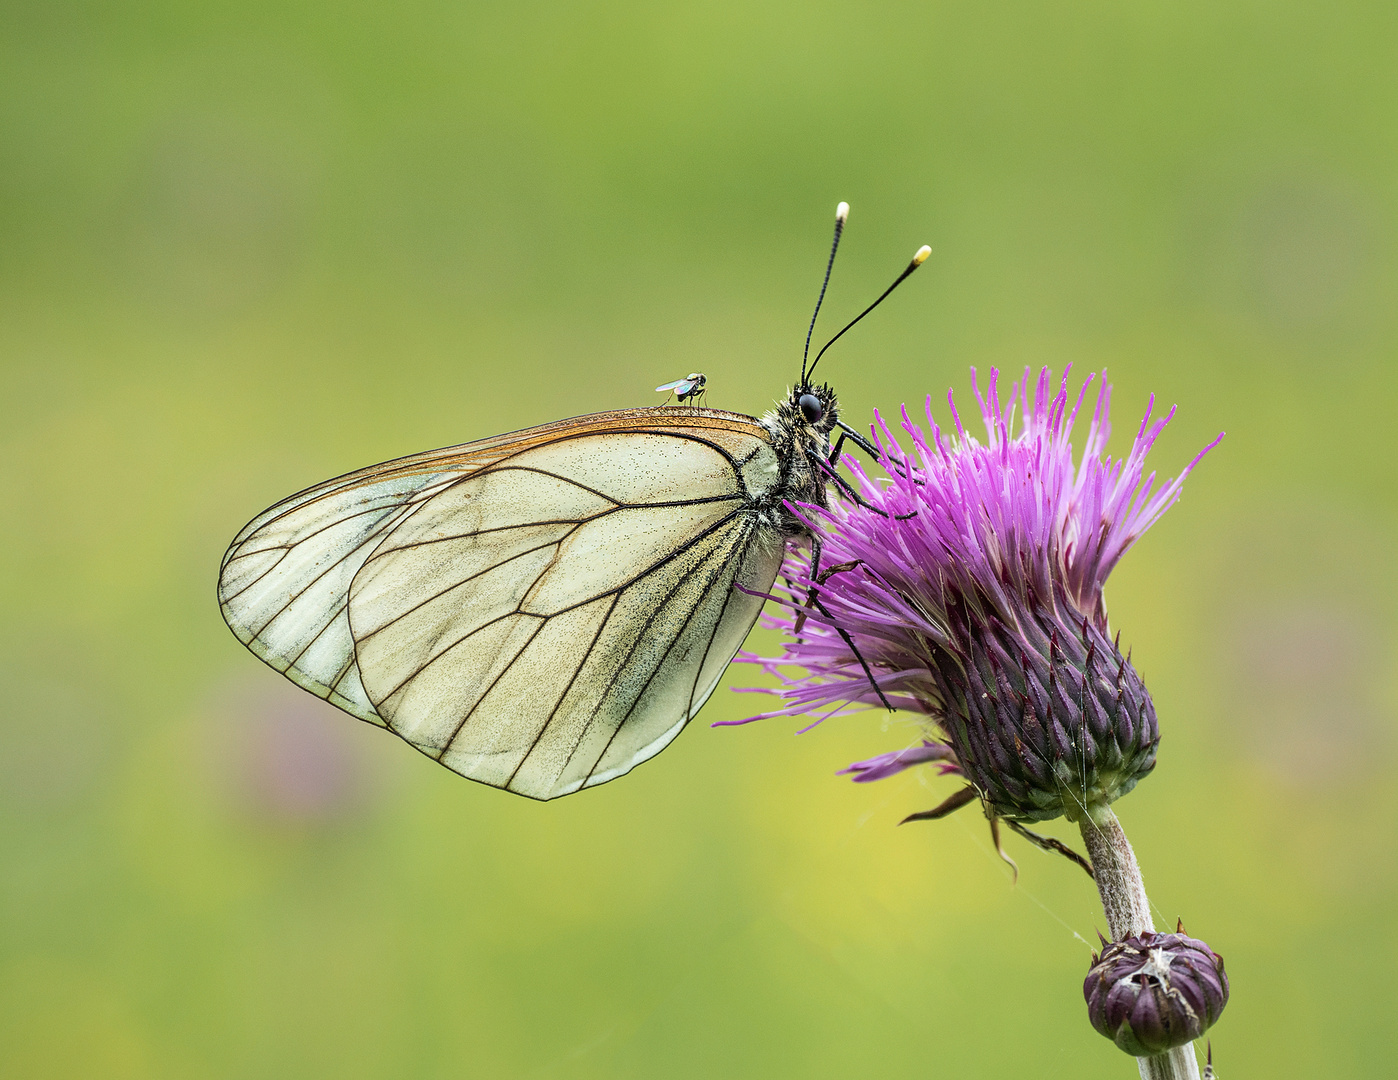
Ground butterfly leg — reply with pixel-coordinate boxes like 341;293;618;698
795;553;866;633
794;533;852;632
831;419;923;486
825;422;918;518
793;535;893;712
794;531;827;636
828;421;882;465
794;535;867;630
808;591;894;712
794;535;839;634
820;461;917;521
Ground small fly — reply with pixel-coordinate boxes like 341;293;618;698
655;372;707;405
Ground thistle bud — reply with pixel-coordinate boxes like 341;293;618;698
937;588;1159;822
1084;930;1229;1056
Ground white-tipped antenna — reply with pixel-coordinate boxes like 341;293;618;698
805;242;932;381
800;201;850;386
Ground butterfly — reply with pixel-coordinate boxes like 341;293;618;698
218;203;929;800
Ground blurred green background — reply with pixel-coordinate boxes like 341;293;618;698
3;1;1395;1077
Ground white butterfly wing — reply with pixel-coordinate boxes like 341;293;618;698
219;409;787;799
219;430;552;724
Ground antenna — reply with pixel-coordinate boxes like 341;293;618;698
801;201;850;386
805;244;931;382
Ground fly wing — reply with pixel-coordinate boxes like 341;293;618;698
345;421;787;799
219;407;785;797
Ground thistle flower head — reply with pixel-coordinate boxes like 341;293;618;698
1084;928;1230;1056
735;367;1221;823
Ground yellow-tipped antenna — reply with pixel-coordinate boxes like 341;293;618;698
801;201;850;386
805;243;932;381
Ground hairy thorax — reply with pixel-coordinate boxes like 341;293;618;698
755;387;839;537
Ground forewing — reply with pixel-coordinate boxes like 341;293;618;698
345;421;786;799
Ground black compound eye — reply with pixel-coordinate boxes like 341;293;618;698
798;393;824;424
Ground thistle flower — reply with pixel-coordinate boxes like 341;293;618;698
733;366;1221;826
1084;928;1230;1056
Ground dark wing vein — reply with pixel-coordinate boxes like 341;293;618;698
373;609;541;705
534;508;743;620
430;618;551;761
497;593;624;786
685;551;742;718
567;518;756;787
520;428;748;488
365;489;743;557
224;500;415;616
482;465;622;508
329;653;364;697
361;507;744;707
222;473;462;568
355;531;582;650
284;598;350;673
355;487;747;642
225;495;425;565
242;503;421;640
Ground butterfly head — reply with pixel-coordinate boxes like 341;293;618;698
787;382;840;437
771;380;833;458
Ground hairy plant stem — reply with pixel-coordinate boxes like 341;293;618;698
1079;807;1201;1080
